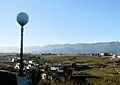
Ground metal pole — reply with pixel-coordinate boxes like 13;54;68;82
19;26;24;76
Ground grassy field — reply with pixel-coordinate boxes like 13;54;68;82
42;55;115;75
87;78;102;84
83;68;105;76
41;55;120;84
42;55;110;64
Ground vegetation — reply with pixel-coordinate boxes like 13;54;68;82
39;54;120;85
94;76;120;85
3;53;120;85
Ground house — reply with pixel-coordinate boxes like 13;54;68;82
14;63;20;69
23;60;27;63
25;66;30;70
11;58;15;62
100;53;104;56
28;60;33;64
111;54;119;58
117;56;120;58
57;53;62;56
51;67;59;71
42;73;47;79
51;66;64;72
28;64;31;68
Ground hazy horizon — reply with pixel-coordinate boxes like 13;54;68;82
0;41;120;53
0;40;119;47
0;0;120;47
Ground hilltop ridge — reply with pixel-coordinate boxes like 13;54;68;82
0;41;120;53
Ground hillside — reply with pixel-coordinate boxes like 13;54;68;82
0;41;120;53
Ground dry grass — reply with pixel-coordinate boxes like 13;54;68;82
94;76;120;85
38;79;78;85
55;80;78;85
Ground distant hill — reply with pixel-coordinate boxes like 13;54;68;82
0;41;120;54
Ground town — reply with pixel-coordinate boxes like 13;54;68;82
0;52;120;85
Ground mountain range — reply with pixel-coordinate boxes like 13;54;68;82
1;41;120;54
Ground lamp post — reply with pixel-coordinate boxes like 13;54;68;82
17;12;29;76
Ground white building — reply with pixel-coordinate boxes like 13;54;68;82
23;60;27;63
28;60;33;64
51;66;63;72
111;54;120;59
100;53;104;56
51;67;59;71
28;64;31;68
42;74;47;79
11;58;15;62
117;56;120;58
26;66;30;70
14;63;20;69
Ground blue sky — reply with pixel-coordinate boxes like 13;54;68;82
0;0;120;47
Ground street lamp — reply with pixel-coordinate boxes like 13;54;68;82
17;12;29;76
